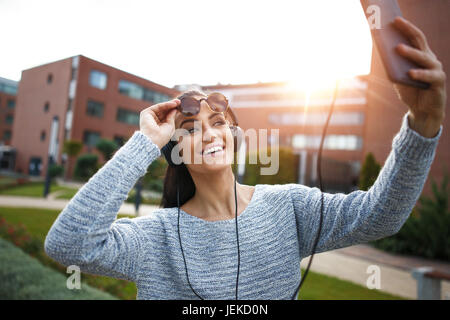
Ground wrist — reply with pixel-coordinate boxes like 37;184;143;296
407;111;444;138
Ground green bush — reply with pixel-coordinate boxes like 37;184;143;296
370;171;450;261
143;156;167;192
358;152;381;191
48;164;64;178
73;154;99;180
125;189;162;206
236;146;298;185
96;139;119;161
0;238;117;299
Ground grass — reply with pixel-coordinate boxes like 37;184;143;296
0;238;118;300
0;206;407;300
298;268;406;300
0;180;162;204
0;206;136;300
0;181;77;198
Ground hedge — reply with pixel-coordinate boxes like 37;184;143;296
0;238;117;300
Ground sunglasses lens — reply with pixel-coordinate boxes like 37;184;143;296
207;93;228;112
179;97;200;116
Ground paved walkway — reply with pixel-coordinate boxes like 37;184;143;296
1;193;449;299
300;245;450;299
0;194;159;216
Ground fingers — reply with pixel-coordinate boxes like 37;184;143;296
393;16;429;52
143;98;180;123
409;68;446;85
396;43;440;69
151;99;181;114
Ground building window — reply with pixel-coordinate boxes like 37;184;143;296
7;99;15;109
86;99;104;118
269;111;365;126
292;134;362;150
40;130;46;141
44;102;50;113
143;89;170;103
5;114;13;125
83;130;101;146
47;73;53;84
118;80;144;100
89;70;107;90
113;135;125;147
3;130;11;140
0;83;17;95
116;107;139;126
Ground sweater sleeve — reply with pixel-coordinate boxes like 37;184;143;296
288;112;443;258
44;130;161;282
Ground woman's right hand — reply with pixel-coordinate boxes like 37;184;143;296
139;99;181;149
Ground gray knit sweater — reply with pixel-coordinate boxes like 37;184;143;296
45;112;442;300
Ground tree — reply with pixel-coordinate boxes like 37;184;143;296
73;154;99;181
358;152;381;191
62;140;83;181
96;139;119;162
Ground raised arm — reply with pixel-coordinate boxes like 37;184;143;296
290;16;447;258
44;99;180;282
44;131;161;281
289;112;442;258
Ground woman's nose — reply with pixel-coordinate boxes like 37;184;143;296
202;122;219;141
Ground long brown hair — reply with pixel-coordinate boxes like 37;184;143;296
159;89;205;208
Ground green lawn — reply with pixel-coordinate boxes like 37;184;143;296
0;181;161;204
0;181;78;198
0;206;407;300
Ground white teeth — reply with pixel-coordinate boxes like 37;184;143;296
204;146;223;155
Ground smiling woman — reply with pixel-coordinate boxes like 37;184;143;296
160;90;242;212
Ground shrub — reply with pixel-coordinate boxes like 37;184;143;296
96;139;119;161
236;146;299;186
358;152;381;191
48;164;64;178
0;238;117;299
73;154;99;180
0;217;43;259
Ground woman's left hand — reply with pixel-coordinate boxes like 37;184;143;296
392;16;447;138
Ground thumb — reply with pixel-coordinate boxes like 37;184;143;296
166;108;177;126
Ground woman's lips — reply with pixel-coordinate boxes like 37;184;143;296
202;147;225;157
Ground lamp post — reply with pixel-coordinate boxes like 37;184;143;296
134;177;143;216
43;116;59;198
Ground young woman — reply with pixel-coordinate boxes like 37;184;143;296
45;17;446;300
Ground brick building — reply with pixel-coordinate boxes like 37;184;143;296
364;0;450;197
11;55;179;179
0;76;17;146
188;76;369;192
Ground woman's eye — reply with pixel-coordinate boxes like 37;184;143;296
215;121;226;126
187;127;198;134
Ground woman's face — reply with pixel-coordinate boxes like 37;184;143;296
174;95;235;173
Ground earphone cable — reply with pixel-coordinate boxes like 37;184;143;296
177;167;240;300
291;79;340;300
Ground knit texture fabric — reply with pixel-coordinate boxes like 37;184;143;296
45;112;442;299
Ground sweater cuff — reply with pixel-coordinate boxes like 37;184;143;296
114;130;161;175
392;112;443;161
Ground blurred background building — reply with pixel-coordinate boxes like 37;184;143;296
9;55;179;179
0;0;448;196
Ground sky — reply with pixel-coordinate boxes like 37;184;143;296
0;0;373;89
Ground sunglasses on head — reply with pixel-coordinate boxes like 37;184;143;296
177;92;229;117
